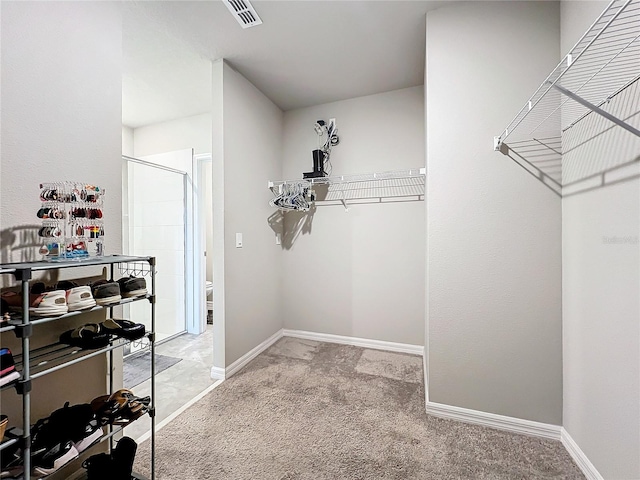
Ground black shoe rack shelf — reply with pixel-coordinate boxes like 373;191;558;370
0;255;156;480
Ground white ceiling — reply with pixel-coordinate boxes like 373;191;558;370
122;1;445;128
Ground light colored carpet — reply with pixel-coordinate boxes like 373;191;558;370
135;337;584;479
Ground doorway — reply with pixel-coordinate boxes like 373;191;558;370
123;149;205;342
121;152;217;442
122;154;190;344
194;154;213;330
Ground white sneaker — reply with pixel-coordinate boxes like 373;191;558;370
66;286;96;311
33;441;79;476
29;290;68;316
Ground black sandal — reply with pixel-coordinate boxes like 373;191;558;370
60;324;110;350
90;390;149;426
100;318;146;340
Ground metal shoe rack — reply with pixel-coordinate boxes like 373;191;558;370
0;255;156;480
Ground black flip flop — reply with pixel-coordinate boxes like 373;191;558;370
100;318;145;340
60;324;110;350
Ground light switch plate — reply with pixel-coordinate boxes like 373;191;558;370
236;233;243;248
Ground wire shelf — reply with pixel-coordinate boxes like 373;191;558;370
12;335;150;380
268;168;425;210
268;168;425;188
118;261;153;278
0;255;153;273
320;176;425;202
494;0;640;189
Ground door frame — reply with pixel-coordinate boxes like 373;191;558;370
193;153;212;334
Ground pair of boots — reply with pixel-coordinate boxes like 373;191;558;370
83;436;137;480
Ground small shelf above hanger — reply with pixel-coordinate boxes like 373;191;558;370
493;0;640;187
268;168;425;211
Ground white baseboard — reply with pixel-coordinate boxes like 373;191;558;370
423;352;429;404
134;379;223;445
210;366;226;380
225;329;284;378
426;401;561;440
561;428;604;480
282;329;424;356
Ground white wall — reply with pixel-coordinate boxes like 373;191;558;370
561;2;640;478
281;87;425;346
131;113;212;158
122;126;134;157
425;2;563;424
1;1;123;260
215;61;284;366
0;1;123;466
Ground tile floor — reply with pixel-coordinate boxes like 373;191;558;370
124;325;215;441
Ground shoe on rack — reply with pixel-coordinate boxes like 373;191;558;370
82;436;137;480
117;276;147;298
110;396;149;426
83;452;114;480
0;430;23;477
0;348;20;388
29;289;67;317
0;414;8;442
90;390;149;426
112;436;137;480
60;324;111;350
1;283;48;311
47;402;103;454
90;394;123;426
31;416;78;476
56;281;96;311
32;438;79;476
101;318;146;341
91;280;122;306
0;291;22;314
1;299;11;324
31;401;105;476
0;285;68;317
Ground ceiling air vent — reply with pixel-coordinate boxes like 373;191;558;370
223;0;263;29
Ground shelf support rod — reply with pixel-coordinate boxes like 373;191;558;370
20;268;31;479
550;83;640;139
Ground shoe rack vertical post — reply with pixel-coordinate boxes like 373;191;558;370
150;256;156;480
17;268;32;478
109;263;115;454
113;257;156;480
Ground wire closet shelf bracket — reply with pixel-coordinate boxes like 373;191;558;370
493;0;640;190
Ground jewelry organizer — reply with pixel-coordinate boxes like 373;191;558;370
38;182;105;260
